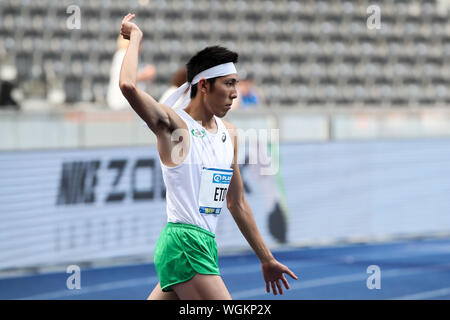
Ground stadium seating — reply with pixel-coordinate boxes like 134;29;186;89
0;0;449;106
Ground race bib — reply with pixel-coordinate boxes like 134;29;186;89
198;167;233;215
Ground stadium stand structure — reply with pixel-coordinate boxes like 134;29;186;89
0;0;449;107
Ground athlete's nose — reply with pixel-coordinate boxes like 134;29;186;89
230;88;238;100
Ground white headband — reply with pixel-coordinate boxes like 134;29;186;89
161;62;237;109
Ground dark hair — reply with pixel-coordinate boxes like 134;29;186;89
186;45;238;98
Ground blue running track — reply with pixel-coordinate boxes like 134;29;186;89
1;237;449;300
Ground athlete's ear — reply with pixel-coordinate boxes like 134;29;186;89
198;78;208;94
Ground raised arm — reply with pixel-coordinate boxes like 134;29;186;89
118;14;185;135
224;121;298;295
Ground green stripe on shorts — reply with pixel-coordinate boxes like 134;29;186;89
153;222;220;292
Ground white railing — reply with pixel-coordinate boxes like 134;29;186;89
2;105;450;151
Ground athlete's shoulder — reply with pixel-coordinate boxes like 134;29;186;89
221;120;238;151
222;120;238;140
222;119;236;131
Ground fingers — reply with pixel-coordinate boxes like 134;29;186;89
270;281;277;295
270;270;298;295
120;13;137;40
276;279;283;295
121;14;130;25
122;13;135;23
281;274;290;290
263;263;299;296
269;280;283;295
121;13;136;28
285;268;298;280
126;14;136;22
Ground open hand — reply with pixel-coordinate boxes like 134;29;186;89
261;259;298;295
120;13;142;40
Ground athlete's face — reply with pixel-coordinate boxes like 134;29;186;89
203;74;239;118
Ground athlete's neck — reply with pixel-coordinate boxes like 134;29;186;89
184;102;217;133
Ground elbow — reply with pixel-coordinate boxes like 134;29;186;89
119;81;137;97
227;199;243;212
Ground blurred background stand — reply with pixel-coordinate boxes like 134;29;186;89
0;63;20;110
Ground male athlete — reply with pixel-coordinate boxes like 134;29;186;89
119;14;298;300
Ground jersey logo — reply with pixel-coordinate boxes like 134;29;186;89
191;128;206;138
222;132;226;142
212;173;232;184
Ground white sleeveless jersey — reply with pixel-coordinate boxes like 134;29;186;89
160;108;234;234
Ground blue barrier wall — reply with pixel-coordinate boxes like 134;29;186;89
1;139;450;270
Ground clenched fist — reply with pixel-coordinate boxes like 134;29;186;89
120;13;142;40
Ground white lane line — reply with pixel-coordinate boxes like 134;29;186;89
17;257;450;300
17;260;333;300
5;241;449;281
391;287;450;300
20;276;159;300
221;259;347;275
231;268;427;299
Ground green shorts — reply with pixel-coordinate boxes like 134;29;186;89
153;222;220;292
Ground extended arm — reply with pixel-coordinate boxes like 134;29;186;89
118;14;184;134
224;122;298;295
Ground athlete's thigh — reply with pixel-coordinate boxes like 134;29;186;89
172;273;232;300
147;282;179;300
